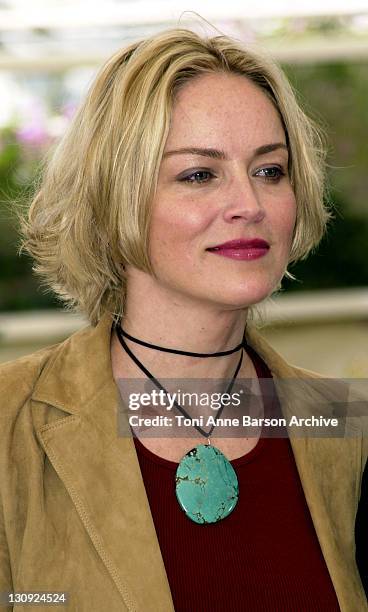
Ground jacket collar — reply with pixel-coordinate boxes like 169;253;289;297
31;312;366;612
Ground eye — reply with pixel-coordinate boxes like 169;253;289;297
178;169;215;185
255;166;285;182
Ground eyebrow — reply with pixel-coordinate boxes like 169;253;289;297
163;142;288;160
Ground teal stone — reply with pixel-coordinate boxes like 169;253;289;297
175;444;239;524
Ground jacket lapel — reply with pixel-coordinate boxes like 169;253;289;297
32;313;175;611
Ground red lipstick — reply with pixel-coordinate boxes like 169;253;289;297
207;238;270;260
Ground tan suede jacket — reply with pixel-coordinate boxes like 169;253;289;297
0;312;367;611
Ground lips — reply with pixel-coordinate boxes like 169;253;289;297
207;238;270;250
206;238;270;261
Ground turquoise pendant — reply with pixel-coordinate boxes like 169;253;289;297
175;444;239;524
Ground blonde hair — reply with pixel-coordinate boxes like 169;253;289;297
18;27;331;326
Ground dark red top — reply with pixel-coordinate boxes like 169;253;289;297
133;346;340;611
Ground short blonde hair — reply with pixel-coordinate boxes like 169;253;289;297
18;27;331;326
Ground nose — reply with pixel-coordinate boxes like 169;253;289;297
222;173;265;224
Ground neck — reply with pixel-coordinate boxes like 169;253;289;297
115;272;251;381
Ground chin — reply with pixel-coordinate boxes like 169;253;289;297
213;283;277;309
203;292;267;311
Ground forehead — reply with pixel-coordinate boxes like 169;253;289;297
166;73;286;150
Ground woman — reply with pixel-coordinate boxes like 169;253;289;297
0;28;366;611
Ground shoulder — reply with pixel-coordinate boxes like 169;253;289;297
246;323;325;379
0;313;112;430
0;315;100;416
247;324;368;454
0;343;60;414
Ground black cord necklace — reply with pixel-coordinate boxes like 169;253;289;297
114;317;247;524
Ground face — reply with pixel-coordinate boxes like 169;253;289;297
147;72;296;310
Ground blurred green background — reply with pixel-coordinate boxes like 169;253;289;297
0;60;368;311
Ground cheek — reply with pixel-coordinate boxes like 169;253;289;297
151;197;213;246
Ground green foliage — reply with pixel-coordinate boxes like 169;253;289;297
284;61;368;218
283;194;368;292
0;126;60;311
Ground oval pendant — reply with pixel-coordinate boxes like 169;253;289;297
175;444;239;524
